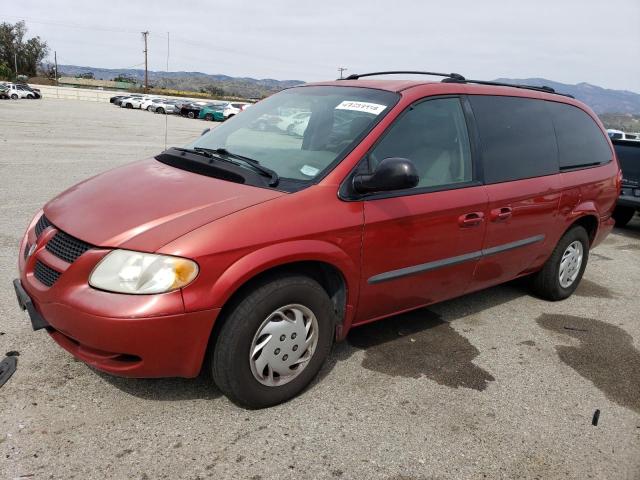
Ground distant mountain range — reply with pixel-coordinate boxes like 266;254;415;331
55;64;304;98
52;65;640;114
494;78;640;115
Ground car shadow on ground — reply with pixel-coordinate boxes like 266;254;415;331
95;369;222;401
315;278;532;392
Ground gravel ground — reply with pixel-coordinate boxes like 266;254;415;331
1;98;639;480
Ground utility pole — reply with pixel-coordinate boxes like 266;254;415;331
142;31;149;93
14;52;18;80
338;67;347;79
54;50;59;86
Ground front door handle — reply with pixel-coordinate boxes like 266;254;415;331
458;212;484;228
490;207;513;222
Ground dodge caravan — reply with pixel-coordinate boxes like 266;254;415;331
14;71;620;408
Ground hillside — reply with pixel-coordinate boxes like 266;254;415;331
54;64;304;98
495;78;640;115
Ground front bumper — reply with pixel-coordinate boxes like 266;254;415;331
16;216;220;378
15;277;219;377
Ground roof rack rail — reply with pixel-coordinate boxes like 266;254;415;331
447;78;574;98
340;71;573;98
340;71;466;81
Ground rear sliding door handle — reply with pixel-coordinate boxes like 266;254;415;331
458;212;484;227
490;207;513;222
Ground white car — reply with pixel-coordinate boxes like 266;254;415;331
120;96;149;109
140;97;164;110
4;83;37;99
223;102;251;119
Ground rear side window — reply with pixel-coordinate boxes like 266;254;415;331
469;95;558;184
546;102;612;169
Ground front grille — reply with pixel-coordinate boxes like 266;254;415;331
35;215;52;237
34;260;61;287
46;230;93;263
23;242;31;260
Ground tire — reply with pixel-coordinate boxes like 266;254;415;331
286;124;295;135
157;107;165;114
204;113;214;121
126;103;133;109
187;112;195;119
612;206;635;227
530;226;589;301
27;94;34;99
10;94;18;99
211;274;335;408
146;106;152;111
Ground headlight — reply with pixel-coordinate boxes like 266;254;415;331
89;250;198;294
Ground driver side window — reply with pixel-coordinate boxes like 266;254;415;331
369;97;472;188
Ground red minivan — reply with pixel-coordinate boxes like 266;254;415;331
14;72;619;407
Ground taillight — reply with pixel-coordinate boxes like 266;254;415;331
616;169;623;194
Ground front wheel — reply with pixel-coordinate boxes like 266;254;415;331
204;113;213;121
211;275;335;408
530;225;589;301
10;94;18;99
157;107;165;114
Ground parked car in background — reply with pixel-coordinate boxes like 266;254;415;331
608;129;640;141
222;102;251;119
120;96;148;109
0;84;9;99
611;138;640;226
180;101;213;119
141;97;163;111
3;83;37;99
149;99;179;114
198;103;227;121
14;73;619;408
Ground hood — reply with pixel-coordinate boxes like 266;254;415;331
44;158;285;251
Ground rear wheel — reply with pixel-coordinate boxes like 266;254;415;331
126;103;133;109
204;113;214;121
612;206;635;227
211;275;335;408
187;112;195;119
157;107;165;114
10;94;18;99
530;226;589;301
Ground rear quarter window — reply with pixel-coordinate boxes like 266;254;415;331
546;102;612;170
469;95;558;184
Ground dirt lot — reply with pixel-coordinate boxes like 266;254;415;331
1;98;639;480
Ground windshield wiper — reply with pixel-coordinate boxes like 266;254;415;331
199;147;279;187
171;147;279;187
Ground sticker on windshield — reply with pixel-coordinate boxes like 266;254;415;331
335;101;387;115
300;165;320;177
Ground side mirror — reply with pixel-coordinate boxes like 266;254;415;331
353;157;419;194
201;128;211;136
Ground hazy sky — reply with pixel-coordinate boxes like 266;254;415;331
3;0;639;91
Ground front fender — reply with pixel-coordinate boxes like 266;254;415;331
194;239;360;323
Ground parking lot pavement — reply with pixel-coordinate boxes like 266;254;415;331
1;98;639;479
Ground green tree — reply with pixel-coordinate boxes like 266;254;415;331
0;61;12;80
0;20;49;78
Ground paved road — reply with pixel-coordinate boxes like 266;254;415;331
1;98;639;479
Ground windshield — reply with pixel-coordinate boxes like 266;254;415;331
189;86;399;186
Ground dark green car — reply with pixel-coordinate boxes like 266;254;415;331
198;104;226;121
